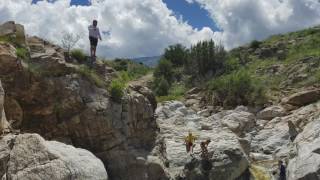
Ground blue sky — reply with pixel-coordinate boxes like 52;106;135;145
163;0;220;31
32;0;218;31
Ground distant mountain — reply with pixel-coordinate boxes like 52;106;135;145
131;56;161;67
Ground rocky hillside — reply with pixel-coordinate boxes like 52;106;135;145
0;21;161;180
0;21;320;180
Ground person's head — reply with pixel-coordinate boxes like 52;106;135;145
278;160;283;165
93;20;98;27
188;131;192;136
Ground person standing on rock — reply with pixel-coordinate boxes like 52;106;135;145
185;131;196;154
278;160;286;180
200;139;211;158
88;20;102;58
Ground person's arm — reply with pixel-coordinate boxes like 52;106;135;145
97;28;102;40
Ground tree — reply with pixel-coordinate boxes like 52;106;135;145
187;39;226;77
61;32;81;54
164;44;187;66
153;58;174;84
154;77;170;96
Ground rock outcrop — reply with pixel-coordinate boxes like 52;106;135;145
287;118;320;180
0;21;161;180
0;80;10;133
0;21;26;46
155;101;249;179
256;105;287;120
281;88;320;107
0;133;108;180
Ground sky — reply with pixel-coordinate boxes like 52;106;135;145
1;0;320;58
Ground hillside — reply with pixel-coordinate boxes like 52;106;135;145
152;26;320;108
131;55;161;67
151;25;320;179
0;21;320;180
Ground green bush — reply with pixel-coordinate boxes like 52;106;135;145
127;62;150;79
16;47;29;60
71;49;87;63
153;58;174;84
109;80;125;102
154;77;170;96
156;83;186;102
164;44;187;66
250;40;262;49
209;70;267;107
0;36;17;45
77;65;106;88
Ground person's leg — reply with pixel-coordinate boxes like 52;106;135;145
93;46;96;57
186;144;190;153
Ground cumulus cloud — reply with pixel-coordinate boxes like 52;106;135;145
187;0;320;49
0;0;214;58
1;0;320;58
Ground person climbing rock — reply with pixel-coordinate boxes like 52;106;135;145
288;120;299;142
200;139;211;158
88;20;102;59
185;131;196;154
278;160;286;180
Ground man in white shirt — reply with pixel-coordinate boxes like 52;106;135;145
88;20;102;58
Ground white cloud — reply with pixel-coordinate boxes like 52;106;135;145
1;0;320;58
0;0;214;58
187;0;320;49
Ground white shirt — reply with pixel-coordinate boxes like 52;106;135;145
88;25;101;39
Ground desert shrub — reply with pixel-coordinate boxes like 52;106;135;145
250;40;262;49
16;47;29;60
153;77;170;96
109;79;125;102
0;35;18;46
127;62;150;79
77;65;106;88
209;70;267;107
71;49;87;63
164;44;188;66
156;83;186;102
153;58;174;84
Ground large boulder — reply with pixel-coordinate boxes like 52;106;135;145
252;101;320;155
155;101;249;180
0;21;26;46
256;105;287;120
0;133;108;180
287;119;320;180
281;89;320;107
0;21;16;36
221;109;255;136
0;43;18;75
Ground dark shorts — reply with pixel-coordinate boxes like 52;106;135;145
89;36;98;47
186;142;193;152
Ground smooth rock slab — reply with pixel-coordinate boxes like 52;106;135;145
287;119;320;180
1;133;108;180
257;105;287;120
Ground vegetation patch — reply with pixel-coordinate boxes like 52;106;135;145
208;70;267;108
76;65;106;88
71;49;87;63
16;47;29;60
109;79;125;103
156;83;186;102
